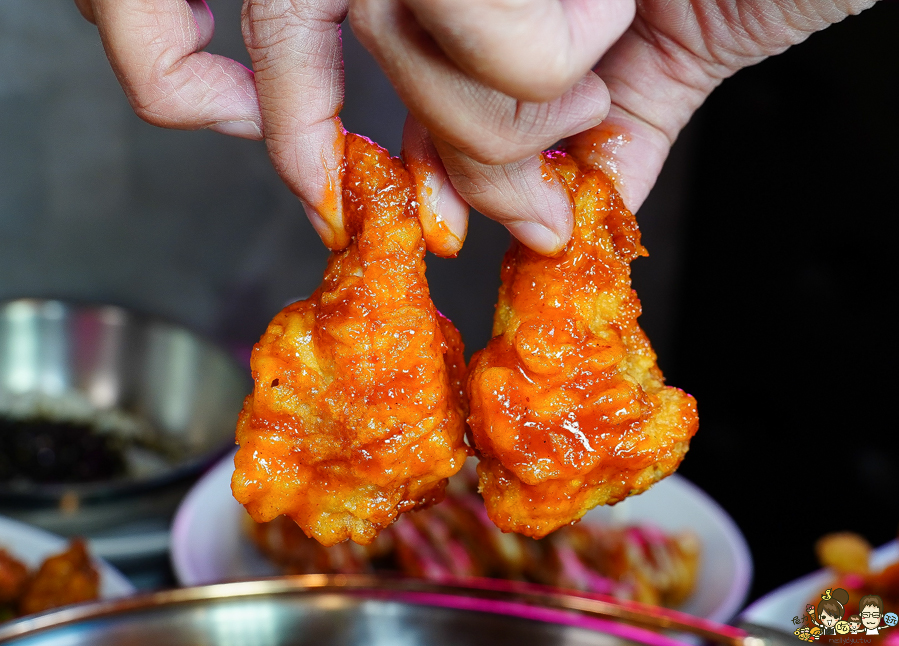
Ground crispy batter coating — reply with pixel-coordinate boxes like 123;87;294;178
232;134;469;546
0;549;28;606
17;540;99;616
467;151;698;538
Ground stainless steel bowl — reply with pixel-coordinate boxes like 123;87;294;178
0;576;756;646
0;298;251;536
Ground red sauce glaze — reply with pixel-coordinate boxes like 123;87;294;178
467;151;698;538
232;135;469;546
404;155;465;258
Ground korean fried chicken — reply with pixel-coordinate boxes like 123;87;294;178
17;540;99;616
467;151;698;538
0;550;28;606
232;134;469;546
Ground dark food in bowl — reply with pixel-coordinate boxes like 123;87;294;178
0;298;251;534
0;409;187;487
0;417;127;484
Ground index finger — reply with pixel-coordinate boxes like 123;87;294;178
241;0;350;250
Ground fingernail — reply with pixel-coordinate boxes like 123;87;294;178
430;184;468;239
300;199;332;240
209;120;262;140
563;72;609;138
505;221;564;256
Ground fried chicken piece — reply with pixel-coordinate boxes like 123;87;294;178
466;151;698;538
232;134;469;546
246;512;387;575
0;549;28;606
815;532;872;575
18;540;99;616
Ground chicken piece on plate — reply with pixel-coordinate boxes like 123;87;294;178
232;134;469;546
0;549;28;606
815;532;871;575
466;151;698;538
17;540;99;616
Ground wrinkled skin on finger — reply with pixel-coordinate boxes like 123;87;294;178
77;0;261;136
356;0;879;248
75;0;879;254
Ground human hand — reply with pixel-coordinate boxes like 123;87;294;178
352;0;878;253
73;0;611;255
73;0;352;249
75;0;877;257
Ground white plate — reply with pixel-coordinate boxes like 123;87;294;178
0;514;135;598
87;518;171;565
739;540;899;634
172;453;752;623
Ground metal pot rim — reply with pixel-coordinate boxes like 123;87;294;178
0;575;751;645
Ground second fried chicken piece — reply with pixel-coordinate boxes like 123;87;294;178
467;152;698;538
232;134;469;546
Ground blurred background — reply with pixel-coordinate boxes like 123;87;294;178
0;0;896;603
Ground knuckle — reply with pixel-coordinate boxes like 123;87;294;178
129;93;174;128
126;55;216;128
127;69;178;126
